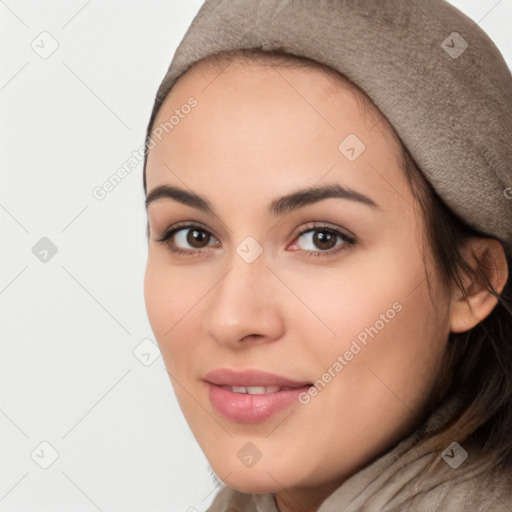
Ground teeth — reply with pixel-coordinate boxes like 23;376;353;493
262;386;281;393
225;385;282;394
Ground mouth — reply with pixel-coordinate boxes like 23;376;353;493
203;368;313;423
219;385;298;394
203;367;312;388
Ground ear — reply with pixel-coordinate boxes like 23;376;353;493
449;237;509;333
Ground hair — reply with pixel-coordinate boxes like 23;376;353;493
143;48;512;472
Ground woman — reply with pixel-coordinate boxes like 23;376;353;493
142;1;512;510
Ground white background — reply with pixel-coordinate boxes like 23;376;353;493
0;1;510;511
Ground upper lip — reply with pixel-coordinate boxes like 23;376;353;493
204;368;312;388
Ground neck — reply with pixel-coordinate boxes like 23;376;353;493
273;477;346;512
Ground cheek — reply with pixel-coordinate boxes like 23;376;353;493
143;254;191;347
323;267;447;426
296;239;447;391
143;258;209;425
274;253;412;353
143;253;210;367
143;256;169;336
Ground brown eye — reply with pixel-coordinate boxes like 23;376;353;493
175;226;212;250
296;228;342;251
291;224;356;258
183;228;211;248
154;223;221;256
311;230;337;250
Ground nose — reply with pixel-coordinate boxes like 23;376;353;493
203;254;285;349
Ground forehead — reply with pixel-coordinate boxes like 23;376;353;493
145;58;409;212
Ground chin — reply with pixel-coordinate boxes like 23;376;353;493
208;459;296;494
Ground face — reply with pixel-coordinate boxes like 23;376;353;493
143;59;453;507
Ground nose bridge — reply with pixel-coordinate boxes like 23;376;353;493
204;245;284;347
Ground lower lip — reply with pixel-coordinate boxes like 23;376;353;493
206;383;312;423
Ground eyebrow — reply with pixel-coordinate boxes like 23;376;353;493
145;183;379;216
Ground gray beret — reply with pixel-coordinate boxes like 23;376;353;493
144;0;512;247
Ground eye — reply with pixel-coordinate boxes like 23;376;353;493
154;222;219;256
290;223;355;257
154;221;356;259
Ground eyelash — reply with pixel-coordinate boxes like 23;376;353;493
154;221;356;259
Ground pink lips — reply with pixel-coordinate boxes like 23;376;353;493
204;368;312;423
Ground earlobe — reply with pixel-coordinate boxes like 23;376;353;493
449;237;509;334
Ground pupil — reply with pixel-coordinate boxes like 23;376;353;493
188;229;209;248
314;231;336;250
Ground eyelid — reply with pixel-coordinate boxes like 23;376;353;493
292;221;356;243
154;220;216;242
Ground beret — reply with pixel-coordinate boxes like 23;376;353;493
144;0;512;248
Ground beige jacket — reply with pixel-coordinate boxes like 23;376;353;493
206;393;512;511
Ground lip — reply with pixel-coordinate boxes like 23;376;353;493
204;368;312;423
203;368;312;388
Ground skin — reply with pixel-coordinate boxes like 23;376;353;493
143;58;508;512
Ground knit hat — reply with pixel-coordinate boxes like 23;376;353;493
143;0;512;248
